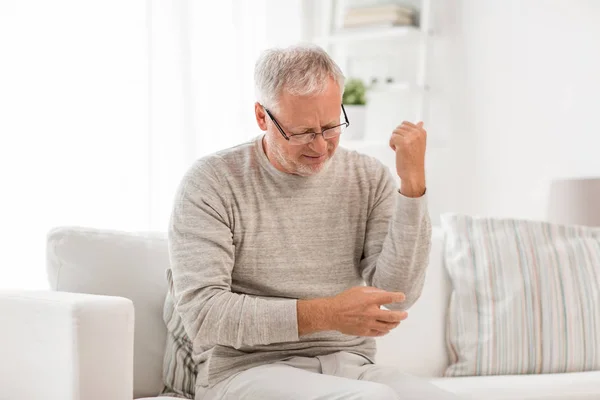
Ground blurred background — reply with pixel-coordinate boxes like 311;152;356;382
1;0;599;289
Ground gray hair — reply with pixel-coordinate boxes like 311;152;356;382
254;44;345;110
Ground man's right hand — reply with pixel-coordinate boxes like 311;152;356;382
328;287;408;337
297;287;408;337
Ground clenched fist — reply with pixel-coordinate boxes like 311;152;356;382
389;121;427;197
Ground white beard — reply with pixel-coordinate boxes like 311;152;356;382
265;134;331;177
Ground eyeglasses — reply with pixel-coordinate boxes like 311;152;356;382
263;104;350;145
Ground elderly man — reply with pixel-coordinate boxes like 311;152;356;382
161;45;459;400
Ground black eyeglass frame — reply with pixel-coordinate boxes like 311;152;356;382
263;104;350;144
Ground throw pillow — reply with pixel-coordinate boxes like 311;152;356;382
442;213;600;377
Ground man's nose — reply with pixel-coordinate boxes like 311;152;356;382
310;133;328;153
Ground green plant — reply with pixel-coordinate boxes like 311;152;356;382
342;78;367;106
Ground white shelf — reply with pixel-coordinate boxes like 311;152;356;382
317;25;421;44
311;0;435;137
369;82;427;93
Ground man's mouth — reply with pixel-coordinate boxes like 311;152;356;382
302;154;327;163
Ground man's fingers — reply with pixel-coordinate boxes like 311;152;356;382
374;310;408;323
372;291;406;305
399;121;418;128
395;121;425;133
367;320;402;337
391;121;426;150
390;130;408;145
370;320;397;332
362;287;386;294
399;121;424;129
393;126;410;134
368;329;389;337
394;125;423;135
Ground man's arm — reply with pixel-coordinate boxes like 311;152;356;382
169;162;299;349
359;121;432;311
359;174;432;311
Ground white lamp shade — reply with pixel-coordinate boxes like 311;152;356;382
547;178;600;227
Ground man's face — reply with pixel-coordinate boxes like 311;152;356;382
256;79;343;177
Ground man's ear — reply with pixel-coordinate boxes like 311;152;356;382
255;102;268;131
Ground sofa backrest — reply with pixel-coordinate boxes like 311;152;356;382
46;226;452;398
46;227;170;399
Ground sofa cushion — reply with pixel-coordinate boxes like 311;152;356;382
432;370;600;400
46;227;170;399
441;214;600;377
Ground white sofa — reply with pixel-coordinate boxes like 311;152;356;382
1;226;599;400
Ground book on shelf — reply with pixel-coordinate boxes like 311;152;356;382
343;4;416;29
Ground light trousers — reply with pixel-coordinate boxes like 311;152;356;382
195;351;462;400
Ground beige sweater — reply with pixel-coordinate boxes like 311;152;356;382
162;135;432;395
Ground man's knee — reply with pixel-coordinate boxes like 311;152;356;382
349;382;396;400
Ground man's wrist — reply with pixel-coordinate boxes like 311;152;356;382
297;298;333;336
399;178;426;198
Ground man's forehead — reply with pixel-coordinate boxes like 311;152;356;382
277;97;341;117
281;109;341;129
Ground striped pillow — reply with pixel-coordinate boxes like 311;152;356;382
441;213;600;377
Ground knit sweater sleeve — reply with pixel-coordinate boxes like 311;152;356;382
359;166;432;311
168;160;299;349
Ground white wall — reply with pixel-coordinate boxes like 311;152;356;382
419;0;476;222
299;0;472;225
0;0;150;288
300;0;600;223
456;0;600;220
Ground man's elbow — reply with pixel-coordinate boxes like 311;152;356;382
383;289;423;312
383;274;426;312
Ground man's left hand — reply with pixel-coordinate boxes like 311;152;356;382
389;121;427;198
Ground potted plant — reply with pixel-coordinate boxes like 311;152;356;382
342;78;367;140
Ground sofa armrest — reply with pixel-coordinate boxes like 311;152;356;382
0;290;134;400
